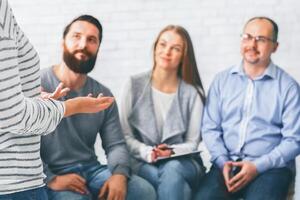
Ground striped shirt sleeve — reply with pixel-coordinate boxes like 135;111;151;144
0;0;65;135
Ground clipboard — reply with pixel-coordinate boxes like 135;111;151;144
155;150;201;162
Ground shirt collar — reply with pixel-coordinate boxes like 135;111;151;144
230;60;277;80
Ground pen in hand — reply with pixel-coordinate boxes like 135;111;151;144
153;144;174;159
156;144;174;150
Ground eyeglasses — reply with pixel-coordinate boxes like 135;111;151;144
241;33;275;44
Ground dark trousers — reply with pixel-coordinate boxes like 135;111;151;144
194;166;293;200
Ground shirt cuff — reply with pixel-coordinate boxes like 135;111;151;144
214;155;230;169
112;164;131;178
139;145;154;163
252;156;271;174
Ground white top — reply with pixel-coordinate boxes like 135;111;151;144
151;86;175;138
120;79;203;163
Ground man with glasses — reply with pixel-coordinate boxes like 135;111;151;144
195;16;300;200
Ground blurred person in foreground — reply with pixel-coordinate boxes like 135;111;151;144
0;1;114;199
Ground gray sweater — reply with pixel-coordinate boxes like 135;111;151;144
40;66;130;182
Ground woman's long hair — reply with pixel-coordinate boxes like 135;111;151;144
152;25;206;104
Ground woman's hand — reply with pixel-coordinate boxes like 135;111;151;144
151;143;174;162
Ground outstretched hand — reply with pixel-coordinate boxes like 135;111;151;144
41;82;70;100
64;93;114;117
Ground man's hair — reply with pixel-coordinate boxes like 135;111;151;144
63;15;103;43
244;16;278;42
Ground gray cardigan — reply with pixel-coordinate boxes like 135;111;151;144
122;71;202;171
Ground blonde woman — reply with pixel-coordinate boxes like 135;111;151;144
120;25;206;200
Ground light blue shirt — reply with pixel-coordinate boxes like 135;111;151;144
202;61;300;173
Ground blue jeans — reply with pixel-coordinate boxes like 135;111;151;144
46;162;155;200
194;166;293;200
294;156;300;199
0;187;48;200
138;157;205;200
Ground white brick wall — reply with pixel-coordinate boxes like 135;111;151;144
10;0;300;95
8;0;300;196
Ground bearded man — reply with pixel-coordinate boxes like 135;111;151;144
40;15;156;200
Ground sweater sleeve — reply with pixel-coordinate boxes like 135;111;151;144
0;0;65;135
119;80;154;163
100;89;131;178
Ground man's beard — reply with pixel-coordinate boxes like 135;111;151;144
63;44;98;74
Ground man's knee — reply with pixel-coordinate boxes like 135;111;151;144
47;188;91;200
245;168;293;200
88;168;112;195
